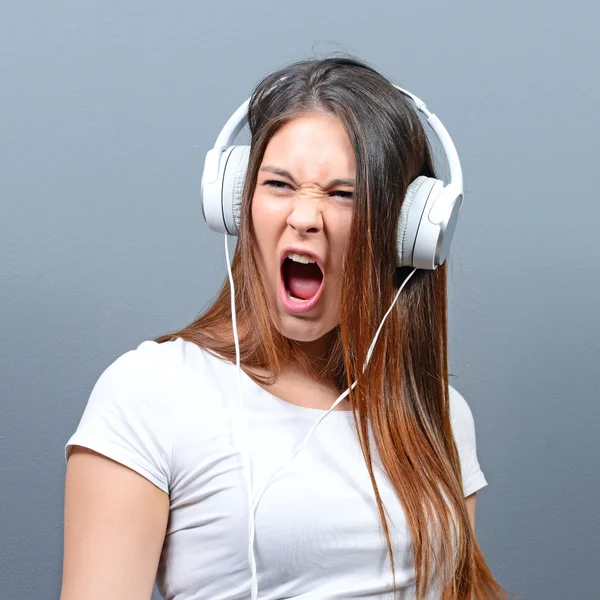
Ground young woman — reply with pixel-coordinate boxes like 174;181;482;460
61;57;510;599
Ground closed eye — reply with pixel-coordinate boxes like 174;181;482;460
331;190;353;199
264;179;291;190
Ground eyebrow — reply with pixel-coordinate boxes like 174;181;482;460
260;166;355;188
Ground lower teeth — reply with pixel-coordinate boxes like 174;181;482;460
287;290;303;301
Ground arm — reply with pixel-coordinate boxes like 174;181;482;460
60;446;170;600
465;492;477;532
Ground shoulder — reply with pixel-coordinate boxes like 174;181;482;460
99;337;222;391
65;339;201;492
66;337;227;485
78;338;206;426
448;383;478;449
103;337;240;417
448;384;475;430
448;383;488;496
80;337;229;432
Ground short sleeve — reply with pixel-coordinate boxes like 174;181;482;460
449;385;488;497
65;341;175;494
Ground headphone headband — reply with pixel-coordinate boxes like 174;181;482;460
201;79;466;270
211;85;463;195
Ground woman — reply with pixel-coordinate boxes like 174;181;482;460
61;57;510;599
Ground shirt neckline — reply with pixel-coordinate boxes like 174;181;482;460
237;363;355;418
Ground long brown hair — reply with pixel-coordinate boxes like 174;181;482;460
156;57;510;599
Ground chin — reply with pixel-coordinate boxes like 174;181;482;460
276;314;336;345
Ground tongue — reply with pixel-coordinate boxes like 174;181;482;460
285;260;322;300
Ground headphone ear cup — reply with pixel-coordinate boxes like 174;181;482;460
397;176;440;267
221;145;250;236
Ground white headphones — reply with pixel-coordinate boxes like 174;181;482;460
201;84;465;270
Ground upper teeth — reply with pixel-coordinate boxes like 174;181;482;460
287;252;316;264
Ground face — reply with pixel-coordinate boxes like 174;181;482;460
251;112;356;356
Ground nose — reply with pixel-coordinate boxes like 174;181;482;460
286;196;323;235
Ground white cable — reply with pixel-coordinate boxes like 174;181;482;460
224;234;259;600
251;266;418;514
225;234;416;598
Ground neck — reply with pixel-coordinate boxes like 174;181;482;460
289;330;337;380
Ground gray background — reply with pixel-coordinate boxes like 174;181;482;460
0;1;597;599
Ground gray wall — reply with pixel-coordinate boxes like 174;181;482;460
1;1;598;599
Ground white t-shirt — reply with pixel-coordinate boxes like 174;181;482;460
65;337;488;600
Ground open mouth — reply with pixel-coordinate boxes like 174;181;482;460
280;251;324;311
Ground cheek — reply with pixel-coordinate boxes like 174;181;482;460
250;193;262;236
251;194;270;246
251;193;279;278
250;197;266;270
251;191;281;238
329;213;353;276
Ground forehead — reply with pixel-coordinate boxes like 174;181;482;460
261;112;356;183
